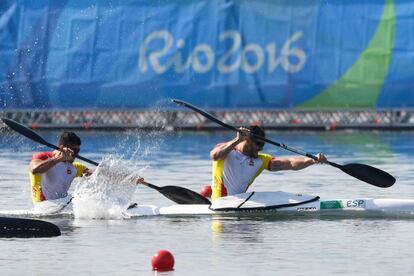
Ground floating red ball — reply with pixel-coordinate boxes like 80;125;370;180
200;185;212;197
151;249;175;271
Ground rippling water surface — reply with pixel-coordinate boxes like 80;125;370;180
0;129;413;275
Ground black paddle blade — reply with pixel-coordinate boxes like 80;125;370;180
160;186;211;205
142;182;211;205
1;118;57;149
338;163;396;188
2;118;99;166
0;217;61;238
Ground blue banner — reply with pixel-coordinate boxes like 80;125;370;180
0;0;412;110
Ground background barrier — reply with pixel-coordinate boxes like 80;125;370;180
1;0;413;111
2;109;414;130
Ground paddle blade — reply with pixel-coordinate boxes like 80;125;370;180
0;217;61;238
142;182;211;205
2;118;99;166
2;118;58;149
160;186;211;205
338;163;396;188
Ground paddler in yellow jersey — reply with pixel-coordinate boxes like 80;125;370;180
210;125;328;201
29;131;93;203
29;131;145;204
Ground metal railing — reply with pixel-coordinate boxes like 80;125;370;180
1;110;414;130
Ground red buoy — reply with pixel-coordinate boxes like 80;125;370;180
151;250;175;271
200;185;212;198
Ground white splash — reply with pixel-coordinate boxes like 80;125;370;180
72;157;146;219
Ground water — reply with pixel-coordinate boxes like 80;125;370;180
0;129;414;275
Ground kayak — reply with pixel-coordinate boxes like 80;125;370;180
2;191;414;218
0;196;73;218
125;191;414;217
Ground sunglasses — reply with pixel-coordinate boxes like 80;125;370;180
66;145;80;155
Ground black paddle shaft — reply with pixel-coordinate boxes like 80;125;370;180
2;118;99;166
1;117;210;204
172;100;315;158
172;99;396;188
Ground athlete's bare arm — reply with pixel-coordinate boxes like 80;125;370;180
268;153;327;172
30;148;74;174
210;128;249;160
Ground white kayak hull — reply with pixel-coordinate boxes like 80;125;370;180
0;197;73;217
2;192;414;218
125;191;414;217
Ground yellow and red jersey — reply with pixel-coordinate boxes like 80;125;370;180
211;144;272;201
29;152;87;203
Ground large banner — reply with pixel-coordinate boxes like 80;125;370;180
0;0;412;110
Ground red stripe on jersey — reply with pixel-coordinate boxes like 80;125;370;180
221;184;228;197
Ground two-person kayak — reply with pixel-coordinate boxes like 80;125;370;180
3;191;413;218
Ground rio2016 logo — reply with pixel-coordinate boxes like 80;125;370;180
138;30;306;74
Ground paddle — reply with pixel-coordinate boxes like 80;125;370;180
141;182;211;205
2;118;99;166
172;99;396;188
1;118;210;204
0;216;61;238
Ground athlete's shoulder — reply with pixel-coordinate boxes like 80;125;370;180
73;162;88;177
72;162;87;169
32;152;54;161
258;152;273;170
258;152;273;159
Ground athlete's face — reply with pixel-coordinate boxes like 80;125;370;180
58;143;80;162
252;140;264;151
64;144;80;155
69;145;80;155
245;139;260;158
